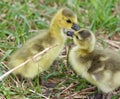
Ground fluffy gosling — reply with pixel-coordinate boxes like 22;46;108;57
8;8;79;79
68;29;120;93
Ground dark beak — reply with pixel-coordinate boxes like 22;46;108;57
66;31;74;37
71;23;80;31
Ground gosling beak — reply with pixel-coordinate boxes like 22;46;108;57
66;31;74;37
71;23;80;31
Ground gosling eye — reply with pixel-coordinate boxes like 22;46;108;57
76;35;79;39
66;19;72;23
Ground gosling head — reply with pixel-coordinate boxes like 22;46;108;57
51;8;80;31
69;29;96;52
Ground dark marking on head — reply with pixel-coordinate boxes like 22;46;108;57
62;8;75;17
78;30;91;39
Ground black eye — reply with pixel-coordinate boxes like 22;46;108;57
66;19;72;23
76;36;79;39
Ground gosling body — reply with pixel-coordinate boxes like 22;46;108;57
69;29;120;93
8;8;79;78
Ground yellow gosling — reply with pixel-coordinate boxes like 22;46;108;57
8;8;79;79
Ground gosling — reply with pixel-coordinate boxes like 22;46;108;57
8;8;80;79
68;29;120;93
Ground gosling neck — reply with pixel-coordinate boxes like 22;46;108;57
76;45;95;56
49;20;65;40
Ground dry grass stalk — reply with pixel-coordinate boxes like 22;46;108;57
0;44;58;81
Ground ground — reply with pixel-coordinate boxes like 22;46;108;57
0;0;120;99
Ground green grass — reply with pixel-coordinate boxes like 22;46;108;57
0;0;120;98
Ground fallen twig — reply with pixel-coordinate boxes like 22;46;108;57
78;86;96;92
105;39;120;49
0;44;58;81
60;83;75;95
65;86;96;99
29;89;49;99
